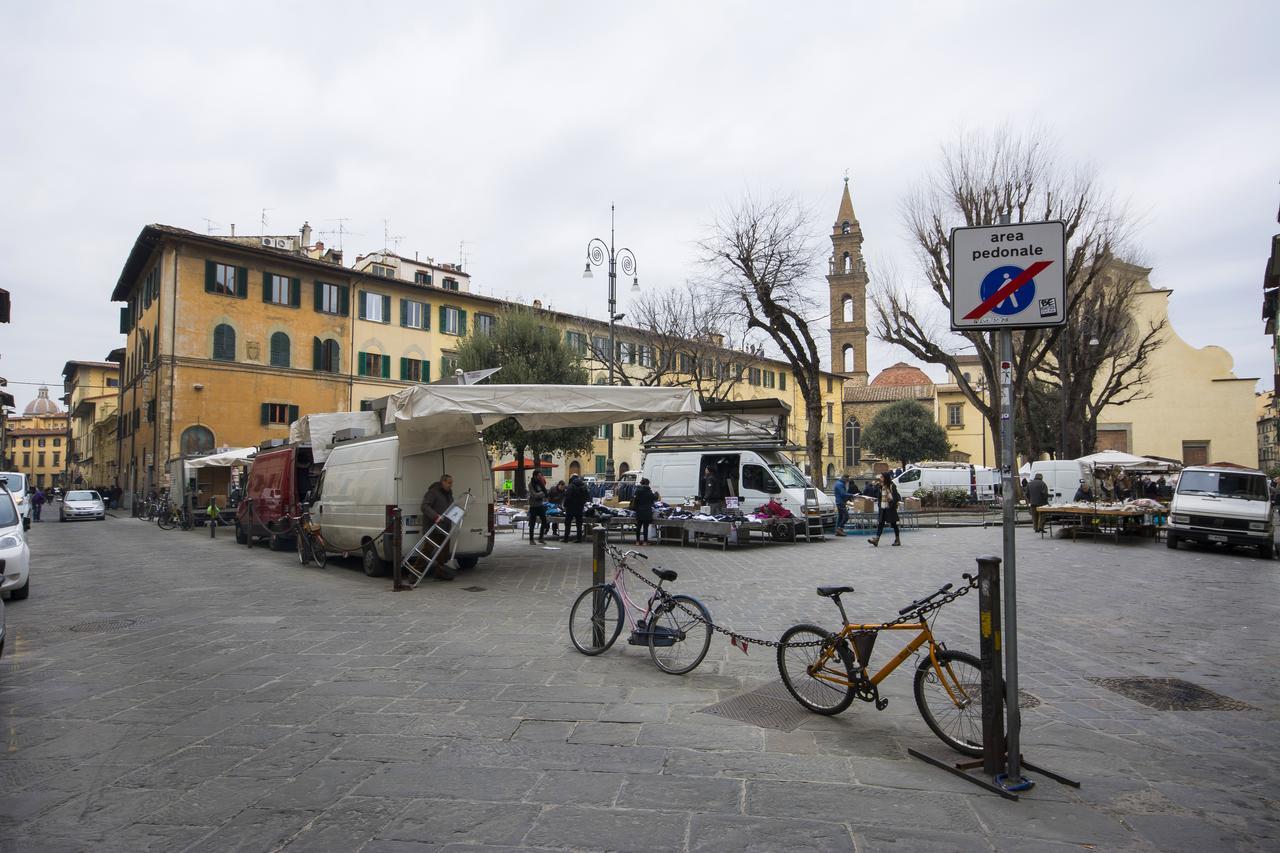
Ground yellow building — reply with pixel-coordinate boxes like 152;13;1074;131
62;360;121;488
935;354;996;467
4;388;69;489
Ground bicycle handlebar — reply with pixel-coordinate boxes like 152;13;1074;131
898;582;953;615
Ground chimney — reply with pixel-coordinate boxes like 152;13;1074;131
301;221;312;248
230;223;236;237
533;299;542;310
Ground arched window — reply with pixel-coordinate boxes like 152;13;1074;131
313;338;341;373
844;418;861;467
841;296;854;323
841;221;851;235
826;463;835;483
569;460;582;476
181;425;215;456
212;324;236;361
618;462;630;476
269;332;290;367
842;344;855;373
842;252;852;274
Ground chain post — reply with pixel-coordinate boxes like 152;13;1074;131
976;555;1006;777
592;526;607;647
390;507;408;591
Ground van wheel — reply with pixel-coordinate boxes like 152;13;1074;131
1166;533;1178;550
455;556;479;571
269;535;286;551
1260;542;1275;560
234;524;248;545
362;543;387;577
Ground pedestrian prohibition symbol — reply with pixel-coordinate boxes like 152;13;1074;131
950;221;1066;331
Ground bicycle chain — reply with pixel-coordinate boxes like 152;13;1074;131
609;547;977;650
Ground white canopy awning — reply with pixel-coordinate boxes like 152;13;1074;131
1076;449;1177;472
290;412;382;463
384;385;703;454
184;447;256;469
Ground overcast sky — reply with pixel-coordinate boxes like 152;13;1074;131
1;1;1276;409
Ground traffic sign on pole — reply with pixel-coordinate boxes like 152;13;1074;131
950;222;1066;331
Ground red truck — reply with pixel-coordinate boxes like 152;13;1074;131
235;443;317;549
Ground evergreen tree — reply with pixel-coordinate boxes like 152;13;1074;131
862;400;951;467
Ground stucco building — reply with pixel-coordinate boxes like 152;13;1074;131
4;388;69;489
62;360;121;488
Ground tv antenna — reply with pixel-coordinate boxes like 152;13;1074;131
458;240;473;271
383;219;405;255
201;218;222;235
261;207;275;234
318;218;360;251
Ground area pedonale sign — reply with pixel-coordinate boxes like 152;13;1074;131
950;221;1066;331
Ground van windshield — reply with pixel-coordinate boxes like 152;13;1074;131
0;473;26;493
769;463;808;489
1176;471;1268;501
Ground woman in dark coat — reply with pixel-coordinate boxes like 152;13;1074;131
630;478;657;545
868;471;901;547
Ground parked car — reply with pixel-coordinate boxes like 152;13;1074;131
60;490;106;522
1166;466;1274;559
0;486;31;601
0;472;31;529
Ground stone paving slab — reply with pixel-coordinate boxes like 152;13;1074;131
0;515;1277;850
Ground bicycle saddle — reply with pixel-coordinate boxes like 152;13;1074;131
653;568;678;583
817;585;854;598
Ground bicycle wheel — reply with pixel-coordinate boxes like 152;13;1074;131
913;649;984;757
156;511;176;530
568;584;624;655
296;529;311;565
309;531;327;568
648;594;713;675
777;623;856;715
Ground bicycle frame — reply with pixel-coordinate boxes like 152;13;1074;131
810;622;973;708
605;555;665;633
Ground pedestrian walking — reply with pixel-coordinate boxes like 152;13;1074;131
527;471;549;544
1027;472;1050;533
867;472;900;547
630;478;657;545
561;475;590;543
420;474;456;581
833;473;851;536
31;487;45;522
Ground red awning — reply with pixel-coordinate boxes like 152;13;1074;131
491;459;558;472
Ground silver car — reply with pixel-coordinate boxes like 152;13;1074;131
60;490;106;522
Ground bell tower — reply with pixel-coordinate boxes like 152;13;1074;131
828;177;869;386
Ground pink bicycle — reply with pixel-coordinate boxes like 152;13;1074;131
568;545;714;675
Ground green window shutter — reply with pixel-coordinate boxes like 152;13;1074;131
236;267;248;298
262;272;272;302
422;360;430;383
357;351;367;376
205;260;216;293
381;295;391;324
400;298;409;327
119;306;130;334
400;357;409;380
287;405;299;424
313;337;322;370
381;354;390;379
339;285;349;316
440;305;447;331
458;309;467;337
422;303;431;330
313;281;323;312
357;291;366;320
260;403;270;425
290;278;301;308
779;372;786;390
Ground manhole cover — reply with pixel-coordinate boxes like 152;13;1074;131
68;618;138;634
462;586;486;592
1089;677;1255;711
699;681;815;732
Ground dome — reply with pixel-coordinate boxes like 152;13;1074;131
869;362;933;387
24;386;63;415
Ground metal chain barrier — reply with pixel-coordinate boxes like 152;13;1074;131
607;545;978;650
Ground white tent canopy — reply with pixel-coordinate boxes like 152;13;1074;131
384;385;702;454
184;447;256;469
1076;449;1177;472
290;412;382;463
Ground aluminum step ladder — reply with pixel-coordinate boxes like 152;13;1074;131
401;493;470;588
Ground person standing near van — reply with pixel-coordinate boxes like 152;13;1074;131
868;472;900;547
562;475;590;543
833;474;851;536
700;466;727;514
420;475;457;581
1027;472;1050;533
528;472;549;544
630;478;657;545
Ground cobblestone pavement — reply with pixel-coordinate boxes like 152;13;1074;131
1;514;1277;852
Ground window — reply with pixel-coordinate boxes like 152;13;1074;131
37;452;45;467
827;433;835;456
620;342;636;364
270;332;290;368
315;281;348;315
442;277;460;291
263;273;297;306
52;452;60;467
842;296;854;323
260;403;299;426
205;261;245;298
592;336;610;360
414;270;432;286
53;437;60;447
475;313;496;336
946;403;964;427
566;331;587;355
742;463;780;494
595;455;607;474
371;263;395;278
842;344;855;373
678;352;694;374
359;291;390;323
440;354;459;377
313;338;341;373
763;370;776;389
22;453;29;467
638;345;654;368
779;371;786;391
37;438;46;448
748;367;762;386
212;324;236;361
844;418;861;467
841;220;851;235
146;399;156;422
827;376;833;394
106;378;119;387
400;358;430;382
357;352;389;378
596;424;612;439
842;252;852;274
827;402;834;423
22;438;30;447
400;299;430;330
440;305;466;336
620;423;635;439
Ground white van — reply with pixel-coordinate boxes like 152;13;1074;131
894;462;998;501
311;434;495;576
643;449;836;524
1166;466;1273;559
1024;460;1095;504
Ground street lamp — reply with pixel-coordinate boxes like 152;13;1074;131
582;204;639;482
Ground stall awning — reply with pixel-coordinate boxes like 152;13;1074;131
1076;449;1179;472
492;458;558;471
184;447;257;469
384;385;702;454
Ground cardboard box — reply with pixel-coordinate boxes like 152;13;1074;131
852;496;876;514
903;496;922;511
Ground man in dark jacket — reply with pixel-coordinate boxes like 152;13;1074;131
420;474;456;580
527;471;549;545
630;478;657;545
562;475;590;543
1027;472;1050;532
699;466;727;514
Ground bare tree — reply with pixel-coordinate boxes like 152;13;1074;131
698;194;830;488
873;126;1139;464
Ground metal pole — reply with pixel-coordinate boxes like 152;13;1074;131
976;554;1005;777
391;507;407;591
999;327;1027;789
592;526;607;647
606;208;617;483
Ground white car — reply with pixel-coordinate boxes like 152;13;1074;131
0;472;31;528
60;490;106;522
0;487;31;601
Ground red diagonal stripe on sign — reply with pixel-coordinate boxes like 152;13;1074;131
963;260;1053;320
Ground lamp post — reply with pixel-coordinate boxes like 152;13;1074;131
582;205;639;482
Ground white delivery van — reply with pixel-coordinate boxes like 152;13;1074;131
1166;466;1274;559
894;462;998;501
311;433;495;576
643;448;836;524
1024;460;1096;503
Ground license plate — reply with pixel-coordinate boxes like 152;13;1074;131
1207;534;1228;543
